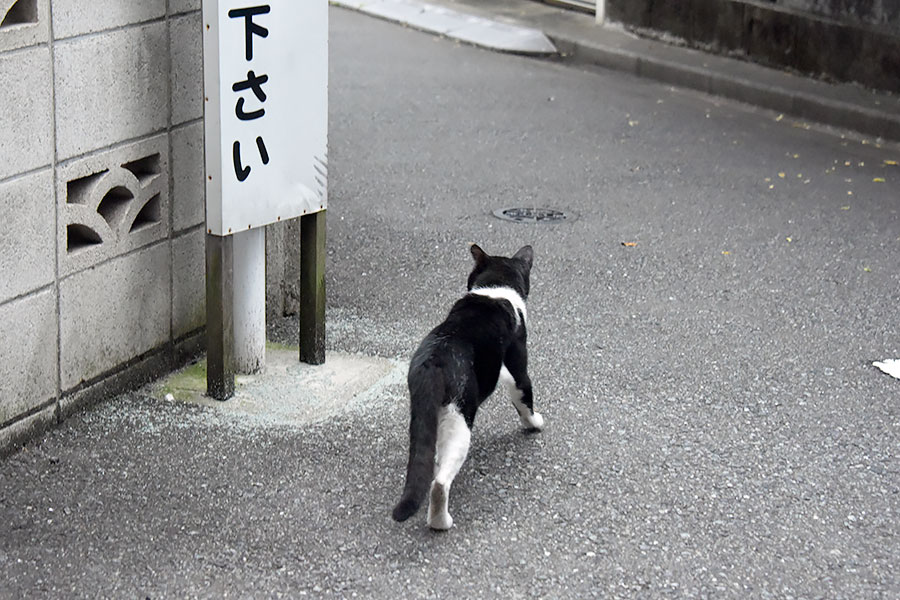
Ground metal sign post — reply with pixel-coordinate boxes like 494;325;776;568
203;0;328;399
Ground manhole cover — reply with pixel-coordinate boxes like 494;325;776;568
492;207;571;224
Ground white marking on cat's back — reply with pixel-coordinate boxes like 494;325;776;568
469;286;527;327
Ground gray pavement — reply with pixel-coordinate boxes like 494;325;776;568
2;6;899;599
346;0;900;143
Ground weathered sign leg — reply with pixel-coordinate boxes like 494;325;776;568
299;210;326;365
206;233;235;400
233;227;266;374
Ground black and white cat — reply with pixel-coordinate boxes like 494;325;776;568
392;244;544;530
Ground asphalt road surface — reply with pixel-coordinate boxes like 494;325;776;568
1;8;898;599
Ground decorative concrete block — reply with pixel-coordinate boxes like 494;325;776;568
169;12;203;126
0;45;52;180
171;121;204;232
0;0;50;52
56;134;169;277
50;0;165;39
0;168;54;303
0;288;57;424
169;0;199;16
173;227;205;338
59;241;171;391
54;22;168;160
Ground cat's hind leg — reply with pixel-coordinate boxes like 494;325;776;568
500;342;544;431
428;404;471;530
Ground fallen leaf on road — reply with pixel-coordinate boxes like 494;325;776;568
775;114;784;122
841;206;850;210
874;177;885;182
863;266;872;272
786;237;793;243
621;242;637;247
885;160;898;166
873;359;900;380
721;251;730;255
778;172;786;178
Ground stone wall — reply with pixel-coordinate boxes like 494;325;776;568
0;0;206;452
772;0;900;29
605;0;900;93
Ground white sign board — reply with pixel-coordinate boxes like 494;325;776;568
203;0;328;236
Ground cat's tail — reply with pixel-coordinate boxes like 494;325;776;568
392;365;442;522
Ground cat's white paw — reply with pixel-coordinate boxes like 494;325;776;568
428;512;453;531
521;411;544;431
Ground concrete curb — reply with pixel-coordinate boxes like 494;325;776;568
551;34;900;144
331;0;557;55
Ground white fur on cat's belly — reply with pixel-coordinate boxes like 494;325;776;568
499;364;544;430
470;286;527;327
429;404;470;530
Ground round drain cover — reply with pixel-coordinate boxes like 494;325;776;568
492;207;571;224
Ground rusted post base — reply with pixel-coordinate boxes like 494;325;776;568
206;233;235;400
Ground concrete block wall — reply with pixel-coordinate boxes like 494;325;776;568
0;0;206;453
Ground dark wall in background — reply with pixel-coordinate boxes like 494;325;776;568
605;0;900;93
774;0;899;29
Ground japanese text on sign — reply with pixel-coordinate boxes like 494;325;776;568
229;5;270;182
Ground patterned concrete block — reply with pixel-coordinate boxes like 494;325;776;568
169;0;199;15
173;227;205;338
0;288;57;424
51;0;165;39
0;0;50;52
56;134;169;277
169;12;202;126
54;22;168;160
0;169;54;303
171;121;204;232
0;45;52;179
59;241;171;391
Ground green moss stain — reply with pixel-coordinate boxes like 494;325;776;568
160;359;207;401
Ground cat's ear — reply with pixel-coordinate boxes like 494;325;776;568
513;245;533;269
470;243;488;265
